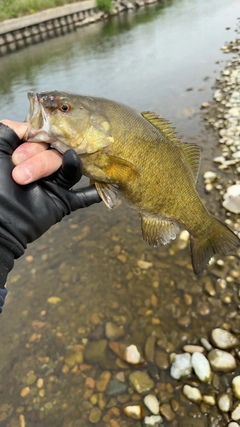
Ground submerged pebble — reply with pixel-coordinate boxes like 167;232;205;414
143;394;160;415
170;353;192;380
208;349;236;373
191;352;212;383
183;385;202;403
211;328;239;349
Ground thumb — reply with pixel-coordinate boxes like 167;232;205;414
69;185;102;211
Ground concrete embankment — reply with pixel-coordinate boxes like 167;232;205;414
0;0;158;56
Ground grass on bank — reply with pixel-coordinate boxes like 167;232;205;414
0;0;82;22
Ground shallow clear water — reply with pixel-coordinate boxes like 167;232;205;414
0;0;240;426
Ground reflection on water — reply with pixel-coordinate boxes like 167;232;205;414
0;0;240;425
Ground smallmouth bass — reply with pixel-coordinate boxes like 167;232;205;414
24;90;240;274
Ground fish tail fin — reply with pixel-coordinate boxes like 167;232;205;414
190;218;240;275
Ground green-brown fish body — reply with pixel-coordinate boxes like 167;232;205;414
25;91;239;274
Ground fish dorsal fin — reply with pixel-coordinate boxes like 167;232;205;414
141;111;201;183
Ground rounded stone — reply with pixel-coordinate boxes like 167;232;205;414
191;352;212;383
105;322;124;340
89;407;102;423
143;394;160;415
217;393;232;412
211;328;239;350
232;375;240;399
231;403;240;421
208;349;236;373
129;371;154;394
123;404;142;420
183;385;202;403
170;353;192;380
105;378;128;396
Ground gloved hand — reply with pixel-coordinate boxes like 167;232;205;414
0;123;101;311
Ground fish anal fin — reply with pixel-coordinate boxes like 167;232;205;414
141;111;201;183
140;215;179;246
95;181;119;209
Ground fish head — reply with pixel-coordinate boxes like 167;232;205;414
25;90;114;154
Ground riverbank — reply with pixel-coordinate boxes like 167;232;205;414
0;0;158;56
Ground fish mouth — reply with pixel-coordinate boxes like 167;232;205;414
24;90;56;144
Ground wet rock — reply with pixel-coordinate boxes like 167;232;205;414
145;336;156;362
208;349;236;373
125;344;144;364
143;394;160;415
89;407;102;423
228;423;239;427
191;352;212;383
232;375;240;399
155;350;169;370
26;373;37;385
148;365;161;382
183;385;202;403
143;415;164;426
105;322;125;340
109;342;144;364
64;345;83;366
84;339;107;363
211;328;239;350
222;185;240;214
202;394;216;406
122;404;143;420
200;337;212;351
105;379;128;396
159;403;175;421
170;353;192;380
96;371;111;392
217;393;232;412
183;345;204;354
231;403;240;421
129;371;154;394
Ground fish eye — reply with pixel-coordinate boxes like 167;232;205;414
59;103;71;112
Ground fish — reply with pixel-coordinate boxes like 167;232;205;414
24;90;240;275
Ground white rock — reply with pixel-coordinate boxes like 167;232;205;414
213;156;225;163
223;197;240;214
143;415;164;426
170;353;192;380
231;403;240;421
183;385;202;403
208;349;236;373
232;375;240;399
224;184;240;198
191;352;212;383
229;107;240;117
228;422;239;427
125;345;143;364
203;394;216;406
143;395;160;415
211;328;239;350
203;171;217;181
218;393;232;412
232;151;240;159
123;404;142;420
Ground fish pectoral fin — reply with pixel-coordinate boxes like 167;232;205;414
103;155;139;184
141;111;201;183
95;181;119;209
140;215;179;246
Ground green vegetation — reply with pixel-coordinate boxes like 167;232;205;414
0;0;79;21
96;0;112;13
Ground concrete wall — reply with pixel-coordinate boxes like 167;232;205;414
0;0;158;56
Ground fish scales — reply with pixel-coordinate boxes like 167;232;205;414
24;91;240;274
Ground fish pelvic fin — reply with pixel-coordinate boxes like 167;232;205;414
141;215;179;246
95;181;119;209
190;218;240;275
141;112;201;183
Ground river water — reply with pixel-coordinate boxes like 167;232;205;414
0;0;240;426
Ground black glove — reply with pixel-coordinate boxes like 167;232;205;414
0;123;101;312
